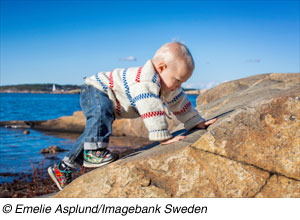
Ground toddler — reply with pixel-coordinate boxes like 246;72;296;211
48;42;217;190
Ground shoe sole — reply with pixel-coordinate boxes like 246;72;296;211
48;167;63;191
83;158;116;168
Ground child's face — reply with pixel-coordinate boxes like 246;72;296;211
156;60;193;92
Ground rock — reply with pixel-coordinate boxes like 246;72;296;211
34;111;86;133
112;115;180;138
193;73;300;180
54;73;300;198
23;129;30;135
56;139;269;198
1;110;181;139
255;175;300;198
0;121;32;129
196;73;300;109
40;145;67;154
193;95;300;180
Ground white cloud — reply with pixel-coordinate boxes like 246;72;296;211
120;56;137;61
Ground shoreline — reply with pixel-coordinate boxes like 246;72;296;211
0;89;81;94
0;89;200;197
0;131;152;198
0;165;96;198
0;89;203;95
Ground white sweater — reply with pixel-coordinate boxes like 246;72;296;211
84;60;205;141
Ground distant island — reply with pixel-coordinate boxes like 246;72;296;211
0;84;82;94
0;84;202;95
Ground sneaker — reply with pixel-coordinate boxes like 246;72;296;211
83;149;118;168
48;161;72;191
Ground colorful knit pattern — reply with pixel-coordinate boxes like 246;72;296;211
166;90;184;105
95;73;108;92
122;68;135;107
173;101;192;115
108;71;121;116
109;71;114;89
135;66;143;82
115;98;121;117
152;73;158;83
84;60;204;141
132;93;160;104
142;111;165;119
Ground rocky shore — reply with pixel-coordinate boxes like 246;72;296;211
54;73;300;198
1;73;299;198
0;110;181;138
0;164;93;198
0;134;153;198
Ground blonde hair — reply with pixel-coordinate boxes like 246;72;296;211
152;42;195;70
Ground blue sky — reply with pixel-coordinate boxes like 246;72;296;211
1;0;299;88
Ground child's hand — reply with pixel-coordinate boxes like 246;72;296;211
195;118;218;129
160;135;186;145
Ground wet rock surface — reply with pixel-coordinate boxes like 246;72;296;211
40;145;68;154
55;73;300;198
0;134;152;198
23;129;30;135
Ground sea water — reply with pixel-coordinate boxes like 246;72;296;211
0;93;198;183
0;93;81;183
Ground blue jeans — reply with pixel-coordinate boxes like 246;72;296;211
63;85;115;168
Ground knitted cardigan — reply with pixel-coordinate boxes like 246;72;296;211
84;60;205;141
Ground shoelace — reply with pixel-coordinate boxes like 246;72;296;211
60;162;72;184
65;169;72;184
94;149;110;158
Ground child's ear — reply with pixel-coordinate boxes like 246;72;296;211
158;62;167;74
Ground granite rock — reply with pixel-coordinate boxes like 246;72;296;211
193;73;300;180
255;175;300;198
56;139;269;198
